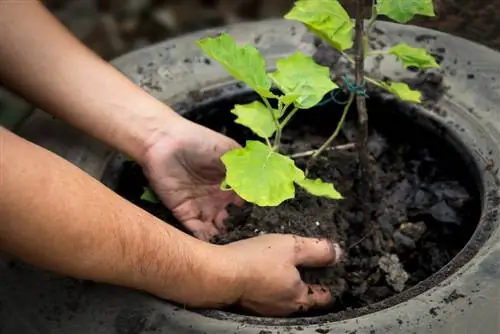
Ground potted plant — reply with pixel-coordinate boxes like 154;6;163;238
128;0;479;316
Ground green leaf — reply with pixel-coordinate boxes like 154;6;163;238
221;141;304;206
285;0;354;51
296;178;343;200
269;51;338;109
197;33;273;97
388;43;439;69
279;93;300;107
141;187;160;204
382;82;422;103
376;0;435;23
231;101;277;139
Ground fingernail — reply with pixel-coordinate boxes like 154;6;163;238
325;241;343;266
333;243;343;263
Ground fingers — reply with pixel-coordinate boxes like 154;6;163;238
293;236;343;268
183;219;220;242
214;210;228;233
213;193;243;233
296;283;333;314
305;284;333;309
231;194;245;207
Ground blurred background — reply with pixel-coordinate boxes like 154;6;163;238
40;0;500;60
2;0;500;128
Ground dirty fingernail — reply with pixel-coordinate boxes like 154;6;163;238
331;242;343;265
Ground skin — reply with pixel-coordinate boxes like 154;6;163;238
0;0;343;316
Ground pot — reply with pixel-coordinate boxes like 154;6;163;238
2;19;500;334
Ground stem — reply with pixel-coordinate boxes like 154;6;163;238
279;107;299;129
310;92;355;161
341;51;355;63
365;75;384;88
265;137;272;148
289;143;356;159
367;50;387;56
354;0;372;226
366;0;378;34
263;97;282;151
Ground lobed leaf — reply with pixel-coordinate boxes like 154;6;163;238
296;178;343;200
197;33;273;97
285;0;354;51
230;101;277;139
221;141;305;206
376;0;435;23
141;187;160;204
388;43;439;69
382;81;422;103
269;51;338;109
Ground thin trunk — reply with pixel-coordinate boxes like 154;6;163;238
354;0;372;226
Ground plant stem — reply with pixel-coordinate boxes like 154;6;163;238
341;51;355;63
280;107;299;129
366;0;378;33
309;92;355;163
265;137;272;148
339;53;385;88
367;50;387;56
263;97;282;151
289;143;356;159
354;0;372;225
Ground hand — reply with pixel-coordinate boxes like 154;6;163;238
141;119;243;241
225;234;342;317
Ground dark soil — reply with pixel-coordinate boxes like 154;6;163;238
114;89;480;315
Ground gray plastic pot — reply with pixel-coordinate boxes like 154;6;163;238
3;19;500;334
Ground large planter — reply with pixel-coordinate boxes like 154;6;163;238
3;19;500;334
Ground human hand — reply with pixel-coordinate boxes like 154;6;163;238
223;234;342;317
141;118;243;241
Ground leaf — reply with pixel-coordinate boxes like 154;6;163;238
221;141;304;206
296;178;343;200
376;0;435;23
382;82;422;103
388;43;439;69
197;33;273;97
231;101;277;138
285;0;354;51
141;187;160;204
269;51;338;109
279;93;301;108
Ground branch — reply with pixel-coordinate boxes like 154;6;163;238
262;97;282;151
290;143;356;159
354;0;372;225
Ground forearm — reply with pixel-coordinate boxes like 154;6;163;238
0;0;181;162
0;127;238;306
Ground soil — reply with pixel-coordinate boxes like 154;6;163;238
115;87;481;315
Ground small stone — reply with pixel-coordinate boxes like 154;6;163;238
378;254;409;292
398;221;427;240
428;201;461;224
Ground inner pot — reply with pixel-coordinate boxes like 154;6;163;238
102;87;483;322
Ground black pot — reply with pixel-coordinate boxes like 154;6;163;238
3;19;500;334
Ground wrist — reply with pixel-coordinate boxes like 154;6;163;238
199;244;248;306
131;222;245;308
127;102;185;165
177;243;246;307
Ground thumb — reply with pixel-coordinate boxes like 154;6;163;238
292;236;343;268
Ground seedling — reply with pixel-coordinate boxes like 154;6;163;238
194;0;438;208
